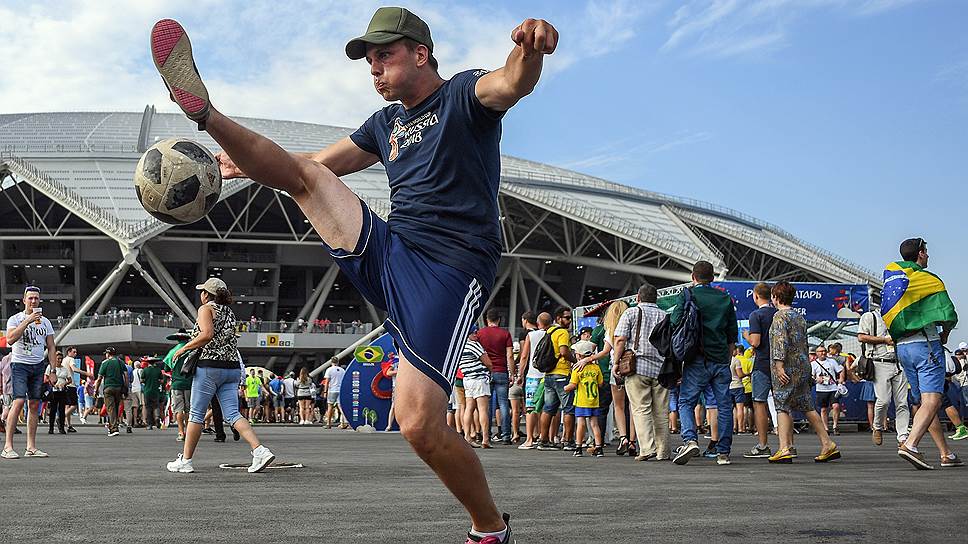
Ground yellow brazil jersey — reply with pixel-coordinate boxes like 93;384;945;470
570;365;604;409
740;356;753;394
549;326;573;376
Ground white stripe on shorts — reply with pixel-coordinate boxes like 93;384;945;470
442;279;483;381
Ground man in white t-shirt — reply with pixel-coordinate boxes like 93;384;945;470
811;346;845;435
283;374;296;423
61;346;92;432
323;362;347;429
515;312;550;450
3;286;56;459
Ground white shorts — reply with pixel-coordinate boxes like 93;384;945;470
463;377;491;399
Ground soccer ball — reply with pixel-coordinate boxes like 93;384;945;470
134;138;221;225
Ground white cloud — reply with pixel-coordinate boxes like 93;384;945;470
559;130;713;170
0;0;649;128
660;0;928;59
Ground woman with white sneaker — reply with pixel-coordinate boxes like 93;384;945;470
166;278;274;473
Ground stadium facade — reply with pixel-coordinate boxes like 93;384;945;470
0;108;881;370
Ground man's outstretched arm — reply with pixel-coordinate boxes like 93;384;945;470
475;18;559;112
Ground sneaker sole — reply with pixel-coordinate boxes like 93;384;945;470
167;466;195;473
150;19;209;118
743;453;771;458
673;447;699;466
898;449;933;470
248;454;275;473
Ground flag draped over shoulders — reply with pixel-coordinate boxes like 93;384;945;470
881;261;958;340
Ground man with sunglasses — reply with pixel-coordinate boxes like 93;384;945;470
3;286;55;459
892;238;962;469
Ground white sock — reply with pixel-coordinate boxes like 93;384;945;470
470;525;507;541
904;443;919;453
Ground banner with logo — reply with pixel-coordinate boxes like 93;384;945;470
338;333;398;431
257;333;294;348
577;281;870;323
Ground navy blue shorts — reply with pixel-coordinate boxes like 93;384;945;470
326;201;490;394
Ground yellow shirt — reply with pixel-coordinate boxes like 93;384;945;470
740;356;753;394
570;365;604;409
549;326;573;376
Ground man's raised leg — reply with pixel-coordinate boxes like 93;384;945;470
393;356;504;533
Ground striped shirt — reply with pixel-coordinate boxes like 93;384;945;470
459;340;489;379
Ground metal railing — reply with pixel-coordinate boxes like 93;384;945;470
43;312;374;335
3;247;74;260
209;251;277;264
1;155;132;239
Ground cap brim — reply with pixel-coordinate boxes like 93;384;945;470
345;31;405;60
195;284;206;291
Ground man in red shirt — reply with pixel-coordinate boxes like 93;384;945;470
476;309;515;445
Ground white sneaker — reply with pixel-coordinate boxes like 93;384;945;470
248;445;275;473
23;448;48;458
1;448;19;459
166;453;195;473
108;431;120;437
78;417;86;425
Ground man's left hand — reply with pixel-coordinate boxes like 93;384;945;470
511;19;559;58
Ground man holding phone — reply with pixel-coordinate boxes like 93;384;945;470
3;286;56;459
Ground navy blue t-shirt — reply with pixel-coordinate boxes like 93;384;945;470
748;305;778;373
350;69;504;286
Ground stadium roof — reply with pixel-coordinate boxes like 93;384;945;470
0;107;881;287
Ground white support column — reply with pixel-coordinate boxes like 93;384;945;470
55;255;130;344
508;260;520;338
142;244;198;319
129;257;193;327
482;264;514;314
296;266;335;321
519;261;571;309
307;264;341;324
94;263;130;315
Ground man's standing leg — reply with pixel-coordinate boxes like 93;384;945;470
624;375;654;457
104;389;117;434
675;359;709;464
710;363;734;456
890;369;911;443
898;340;952;468
393;357;505;533
650;378;671;459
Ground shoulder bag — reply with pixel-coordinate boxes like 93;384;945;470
616;307;643;378
853;313;874;381
180;349;202;377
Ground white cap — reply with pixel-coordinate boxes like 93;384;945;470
195;277;228;295
959;342;968;351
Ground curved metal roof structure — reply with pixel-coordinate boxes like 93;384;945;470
0;107;880;333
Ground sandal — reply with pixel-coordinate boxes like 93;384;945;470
616;436;630;456
627;442;639;458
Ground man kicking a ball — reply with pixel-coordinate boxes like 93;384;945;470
151;7;557;543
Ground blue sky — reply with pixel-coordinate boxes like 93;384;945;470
1;0;966;345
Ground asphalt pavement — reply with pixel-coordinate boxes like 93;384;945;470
2;425;966;543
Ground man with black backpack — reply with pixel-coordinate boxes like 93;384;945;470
536;307;577;451
670;261;738;466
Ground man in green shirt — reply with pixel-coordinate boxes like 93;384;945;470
94;347;127;437
245;369;262;423
141;357;164;430
669;261;738;466
164;329;193;441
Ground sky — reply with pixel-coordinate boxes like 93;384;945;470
1;0;966;345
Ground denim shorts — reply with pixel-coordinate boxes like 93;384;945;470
327;390;340;404
728;387;749;405
542;374;575;415
575;406;600;418
12;362;46;401
524;377;542;409
668;386;680;412
896;340;945;403
189;366;244;426
751;369;772;403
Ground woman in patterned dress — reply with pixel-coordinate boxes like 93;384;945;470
767;281;841;463
165;278;275;474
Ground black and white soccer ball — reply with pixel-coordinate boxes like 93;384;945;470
134;138;222;225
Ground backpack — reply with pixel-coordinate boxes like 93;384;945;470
649;313;681;389
671;287;703;364
532;325;562;374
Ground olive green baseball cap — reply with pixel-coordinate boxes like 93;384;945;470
345;6;434;60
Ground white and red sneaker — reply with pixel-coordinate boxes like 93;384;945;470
150;19;211;128
465;514;514;544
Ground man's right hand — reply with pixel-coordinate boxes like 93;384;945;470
216;151;246;179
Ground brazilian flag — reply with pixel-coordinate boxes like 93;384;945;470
355;345;384;363
881;261;958;340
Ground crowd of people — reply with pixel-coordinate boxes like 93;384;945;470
445;241;965;470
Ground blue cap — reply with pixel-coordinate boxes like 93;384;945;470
469;324;479;334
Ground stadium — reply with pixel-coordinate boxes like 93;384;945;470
0;107;881;370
